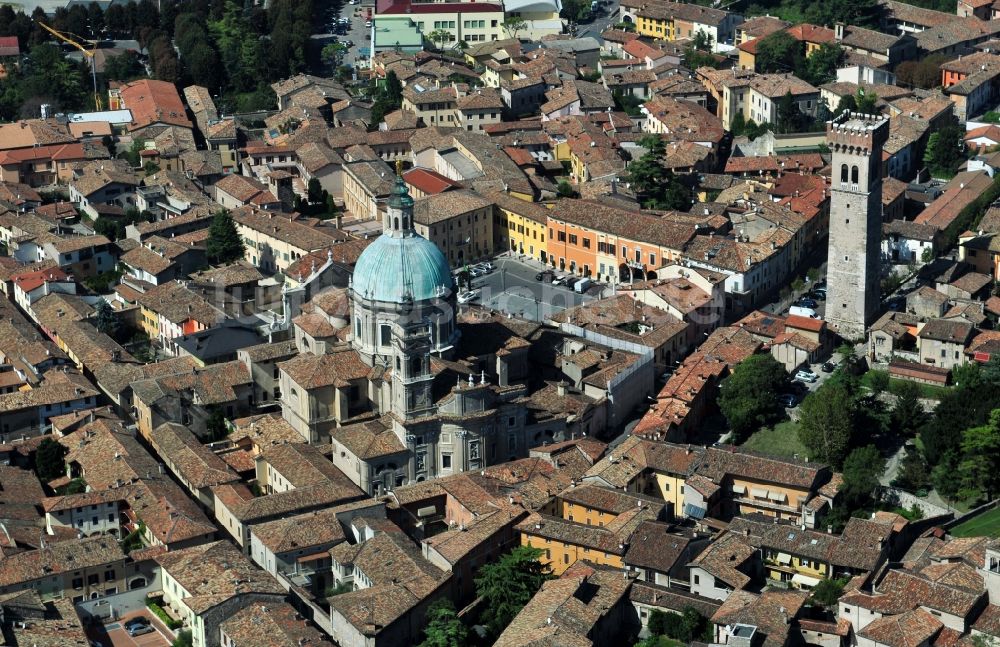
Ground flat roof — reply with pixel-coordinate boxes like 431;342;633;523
68;109;134;124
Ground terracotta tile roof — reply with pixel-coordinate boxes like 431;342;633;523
59;418;216;545
331;416;407;460
118;79;193;131
278;349;370;389
690;531;756;589
0;535;123;587
131;360;250;408
494;562;631;647
623;520;692;572
918;317;974;343
328;530;449;635
643;96;725;144
260;442;364;495
135;280;223;327
220;602;329;647
711;589;809;647
154;540;283;614
413;189;492;225
859;607;943;647
151;422;240;490
547;198;700;251
737;16;791;40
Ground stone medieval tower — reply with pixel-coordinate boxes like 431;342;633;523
825;111;889;340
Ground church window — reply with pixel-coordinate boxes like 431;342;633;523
851;166;859;184
380;324;391;345
840;164;848;183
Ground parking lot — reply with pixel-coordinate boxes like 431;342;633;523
89;611;172;647
319;0;372;69
461;257;601;322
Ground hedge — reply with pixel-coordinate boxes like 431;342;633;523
146;598;183;630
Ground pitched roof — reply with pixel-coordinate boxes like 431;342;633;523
154;540;283;614
117;79;193;131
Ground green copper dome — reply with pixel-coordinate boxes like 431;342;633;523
351;232;453;303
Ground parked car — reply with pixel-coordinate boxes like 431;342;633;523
794;297;818;309
480;261;495;272
457;290;480;304
808;289;826;300
535;270;553;281
821;361;836;373
788;305;818;318
777;393;798;408
794;369;818;383
551;276;567;286
574;277;592;293
565;277;580;290
125;619;154;637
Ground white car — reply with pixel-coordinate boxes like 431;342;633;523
365;20;372;27
793;369;818;383
457;290;480;304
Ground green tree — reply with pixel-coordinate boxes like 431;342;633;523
924;118;965;178
307;177;324;204
798;379;856;467
958;409;1000;500
502;16;527;39
895;450;930;491
206;210;245;264
802;43;843;86
691;29;713;52
418;599;468;647
35;437;67;481
624;135;691;210
891;380;925;436
777;91;805;134
556;179;577;198
172;630;193;647
755;31;801;74
810;577;848;607
205;406;229;442
719;354;788;442
427;29;452;49
103;50;146;82
94;300;122;339
475;546;553;636
730;111;747;137
841;445;884;509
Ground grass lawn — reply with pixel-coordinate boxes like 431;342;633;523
950;506;1000;537
741;420;806;459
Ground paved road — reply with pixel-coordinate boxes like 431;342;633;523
574;0;622;40
466;256;598;322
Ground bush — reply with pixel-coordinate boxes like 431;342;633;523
147;598;182;629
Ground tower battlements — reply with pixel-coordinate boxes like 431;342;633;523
826;111;889;152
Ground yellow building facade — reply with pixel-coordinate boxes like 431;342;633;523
520;531;625;575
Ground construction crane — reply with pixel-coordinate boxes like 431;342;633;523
33;20;102;111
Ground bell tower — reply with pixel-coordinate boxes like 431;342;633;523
825;111;889;341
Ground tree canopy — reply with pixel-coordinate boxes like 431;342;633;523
719;353;788;442
418;599;469;647
35;437;68;482
206;210;245;264
924;118;966;179
624;135;692;210
474;546;553;636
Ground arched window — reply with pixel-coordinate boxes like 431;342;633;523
851;165;859;184
841;164;848;183
393;217;399;229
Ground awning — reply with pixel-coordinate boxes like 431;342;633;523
792;573;821;587
731;484;747;494
767;490;787;503
777;553;792;565
750;488;768;499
